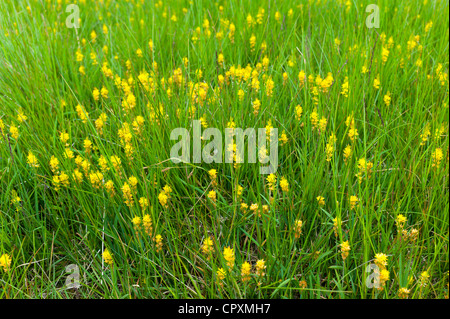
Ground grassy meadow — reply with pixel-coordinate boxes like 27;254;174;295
0;0;448;299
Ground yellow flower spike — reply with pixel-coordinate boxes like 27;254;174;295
102;249;113;265
0;254;12;272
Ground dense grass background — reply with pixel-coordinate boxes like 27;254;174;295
0;0;448;298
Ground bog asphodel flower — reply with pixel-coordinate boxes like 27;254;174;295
122;182;134;207
280;177;289;192
139;197;149;211
398;287;410;299
316;196;325;206
396;214;407;230
349;195;359;210
155;234;163;252
294;219;303;238
201;237;214;258
102;249;113;265
266;173;277;191
255;259;266;277
356;158;374;183
207;190;217;203
223;246;235;268
0;253;12;272
217;268;226;283
27;151;39;168
374;253;388;269
419;271;430;287
340;241;350;261
132;216;141;235
158;185;172;209
333;217;341;237
143;214;153;236
241;262;252;282
431;148;443;168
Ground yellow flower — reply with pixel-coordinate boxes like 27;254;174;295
142;214;152;236
208;169;217;180
101;86;109;99
17;109;27;122
316;196;325;206
139;197;149;211
356;157;374;183
374;253;388;268
373;75;381;89
128;176;138;191
419;271;430;287
92;88;100;101
155;234;163;252
75;48;84;62
241;262;252;282
318;117;327;132
207;190;217;203
255;259;266;277
266;173;277;191
76;104;89;123
84;138;92;152
396;214;407;229
201;237;214;257
333;217;341;237
223;246;235;268
240;202;248;213
102;249;113;265
148;39;154;52
383;91;391;106
27;151;39;168
279;130;288;146
381;46;389;64
122;182;134;207
379;269;390;290
310;109;319;129
398;287;410;299
349;195;359;210
158;191;169;208
280;177;289;192
341;76;349;97
217;268;226;282
64;148;74;159
89;171;104;189
340;241;351;260
90;30;97;43
238;89;245;101
295;105;303;120
0;254;12;272
294;219;303;238
49;155;59;173
431;148;443;168
132;216;141;229
343;145;352;162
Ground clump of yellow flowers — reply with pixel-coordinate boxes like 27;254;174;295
241;262;252;282
223;246;235;268
201;237;214;260
102;249;114;266
340;241;350;261
158;185;173;209
0;253;12;272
